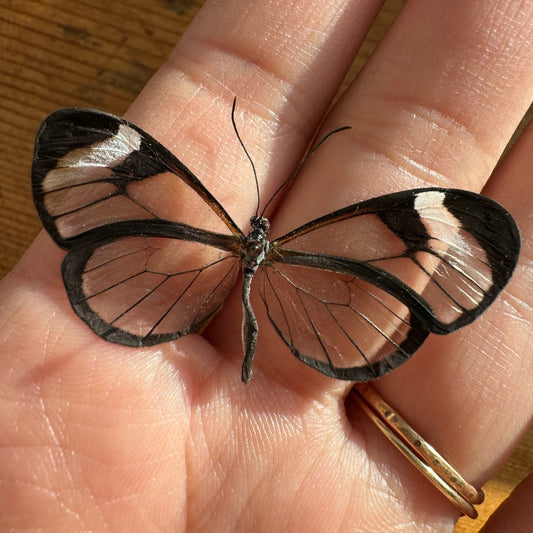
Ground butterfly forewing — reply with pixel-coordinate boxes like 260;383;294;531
260;188;519;379
32;108;242;246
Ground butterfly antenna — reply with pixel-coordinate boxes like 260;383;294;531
231;98;261;218
260;125;351;217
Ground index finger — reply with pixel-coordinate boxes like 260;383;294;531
123;0;385;228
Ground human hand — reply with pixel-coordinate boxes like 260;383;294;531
1;1;532;531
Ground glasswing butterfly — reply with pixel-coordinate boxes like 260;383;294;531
31;103;520;383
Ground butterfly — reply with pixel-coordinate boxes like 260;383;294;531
31;104;520;383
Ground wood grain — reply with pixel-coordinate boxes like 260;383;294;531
0;1;530;531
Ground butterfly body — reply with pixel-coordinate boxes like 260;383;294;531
237;215;269;382
32;107;520;383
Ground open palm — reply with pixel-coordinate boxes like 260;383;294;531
1;1;532;531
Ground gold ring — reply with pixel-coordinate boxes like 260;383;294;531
354;383;484;519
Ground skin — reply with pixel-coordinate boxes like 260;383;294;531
1;0;532;531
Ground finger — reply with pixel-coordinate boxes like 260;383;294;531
275;0;533;231
337;117;533;524
369;117;533;485
124;0;385;228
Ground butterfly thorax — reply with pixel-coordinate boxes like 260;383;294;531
242;215;270;273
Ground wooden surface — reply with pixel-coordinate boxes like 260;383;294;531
0;1;531;531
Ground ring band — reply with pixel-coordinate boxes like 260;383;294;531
354;383;484;519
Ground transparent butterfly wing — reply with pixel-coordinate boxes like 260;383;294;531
260;188;520;380
32;108;243;345
32;108;242;246
62;228;240;346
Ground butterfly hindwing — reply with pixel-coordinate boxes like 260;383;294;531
62;228;240;346
259;257;430;380
260;188;520;380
